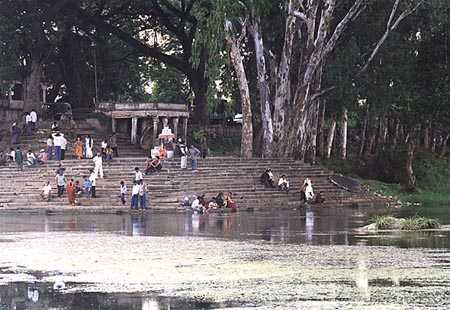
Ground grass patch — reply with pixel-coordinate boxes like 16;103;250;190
369;215;441;230
369;215;397;229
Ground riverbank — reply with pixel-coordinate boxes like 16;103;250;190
323;154;450;207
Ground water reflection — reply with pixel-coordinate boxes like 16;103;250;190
0;282;219;310
0;206;449;248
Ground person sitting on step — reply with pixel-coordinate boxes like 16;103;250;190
225;192;238;209
83;176;92;198
314;191;325;204
213;192;227;208
278;175;290;193
41;181;52;201
261;168;275;188
25;150;38;167
158;144;167;159
145;156;162;175
75;180;83;198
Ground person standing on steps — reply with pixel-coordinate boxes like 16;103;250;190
178;139;188;169
55;169;66;198
109;132;118;157
30;109;38;132
93;152;104;179
189;145;201;171
25;112;32;135
120;181;127;205
14;147;23;171
60;134;67;160
85;135;94;159
131;181;140;210
134;167;143;182
89;169;97;198
101;139;108;158
53;133;62;161
11;122;21;144
73;136;83;160
46;135;53;160
66;179;76;206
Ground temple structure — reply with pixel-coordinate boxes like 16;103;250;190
96;102;189;146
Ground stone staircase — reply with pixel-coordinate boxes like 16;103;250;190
0;128;386;211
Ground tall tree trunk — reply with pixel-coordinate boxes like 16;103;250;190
440;133;449;158
191;76;209;126
405;131;417;191
309;102;319;163
249;16;273;158
326;115;337;159
340;107;348;160
225;25;253;158
23;59;42;112
359;104;369;157
365;115;378;157
272;0;297;150
423;120;431;150
391;118;400;151
317;101;326;158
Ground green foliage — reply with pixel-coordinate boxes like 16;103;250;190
400;216;440;230
191;129;208;144
369;215;440;230
370;215;397;229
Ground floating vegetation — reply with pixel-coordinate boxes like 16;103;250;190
368;215;441;231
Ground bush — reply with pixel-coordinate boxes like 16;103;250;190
400;216;440;230
370;215;397;229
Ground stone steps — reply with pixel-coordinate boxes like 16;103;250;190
0;130;387;211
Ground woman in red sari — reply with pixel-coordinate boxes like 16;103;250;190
66;179;76;206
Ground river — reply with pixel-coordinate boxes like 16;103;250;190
0;205;449;309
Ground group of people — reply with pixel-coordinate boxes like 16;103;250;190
42;165;101;204
179;191;238;214
2;147;48;170
260;169;325;204
176;139;201;170
71;133;118;161
10;109;38;144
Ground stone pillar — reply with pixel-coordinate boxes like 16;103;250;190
162;117;169;128
172;117;179;139
183;117;188;144
152;116;159;146
111;118;117;133
141;118;149;135
131;117;138;144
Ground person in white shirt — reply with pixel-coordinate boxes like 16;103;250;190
9;148;15;162
25;113;32;135
131;181;140;209
89;169;97;198
52;133;63;161
134;167;143;182
30;109;38;132
191;196;202;212
60;134;67;160
93;152;104;179
101;139;108;156
26;150;38;166
278;175;290;193
120;181;127;205
85;135;94;159
41;181;52;201
301;178;314;202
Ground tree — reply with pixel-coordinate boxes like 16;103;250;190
70;0;211;124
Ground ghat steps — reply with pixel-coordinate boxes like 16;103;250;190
0;128;386;211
